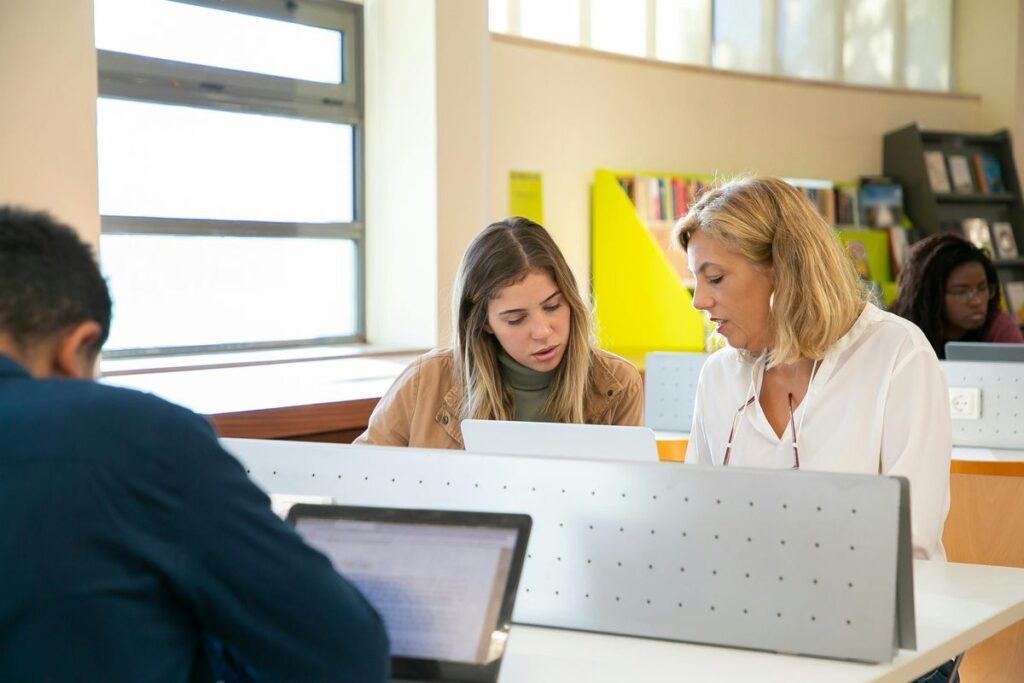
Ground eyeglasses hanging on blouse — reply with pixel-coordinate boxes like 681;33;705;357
721;359;819;470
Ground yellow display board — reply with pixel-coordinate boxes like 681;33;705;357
835;228;898;306
591;169;705;357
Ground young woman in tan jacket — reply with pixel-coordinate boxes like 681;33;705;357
355;217;643;449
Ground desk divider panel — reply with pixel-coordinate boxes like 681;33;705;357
222;438;912;663
643;351;708;432
941;361;1024;449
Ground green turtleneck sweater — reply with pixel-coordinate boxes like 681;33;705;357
497;349;557;422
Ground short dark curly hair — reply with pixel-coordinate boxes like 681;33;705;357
889;232;1000;359
0;206;111;354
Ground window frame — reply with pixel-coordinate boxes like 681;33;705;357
97;0;365;359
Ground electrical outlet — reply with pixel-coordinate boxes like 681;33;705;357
948;387;982;420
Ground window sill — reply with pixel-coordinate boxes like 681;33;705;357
101;343;422;376
100;345;424;440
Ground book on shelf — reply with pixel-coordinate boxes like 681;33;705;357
976;153;1006;194
616;174;707;225
888;226;911;279
1004;281;1024;324
923;150;951;193
845;239;873;280
947;154;974;193
615;173;709;289
859;181;903;229
992;221;1019;258
836;229;892;282
786;180;858;226
961;217;994;257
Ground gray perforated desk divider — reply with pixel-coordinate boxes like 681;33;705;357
941;361;1024;449
644;352;709;431
222;438;915;664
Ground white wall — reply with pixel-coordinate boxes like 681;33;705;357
0;0;99;246
488;36;984;285
364;0;489;348
364;0;440;347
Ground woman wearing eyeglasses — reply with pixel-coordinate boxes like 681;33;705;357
675;177;951;564
889;233;1023;359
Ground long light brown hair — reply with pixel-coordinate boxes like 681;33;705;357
451;217;595;422
673;177;866;368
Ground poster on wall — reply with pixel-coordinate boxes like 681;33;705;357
509;171;543;224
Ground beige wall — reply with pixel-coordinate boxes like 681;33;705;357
1016;0;1024;174
488;36;984;284
0;0;99;246
953;0;1017;127
435;0;490;346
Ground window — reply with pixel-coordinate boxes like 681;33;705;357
843;0;898;87
712;0;773;74
655;0;712;66
777;0;840;81
95;0;363;357
903;0;952;91
519;0;581;46
489;0;952;92
590;0;648;57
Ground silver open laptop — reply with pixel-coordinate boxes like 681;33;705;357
945;341;1024;362
287;505;531;683
461;419;659;462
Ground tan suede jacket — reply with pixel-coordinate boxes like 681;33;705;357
354;348;644;449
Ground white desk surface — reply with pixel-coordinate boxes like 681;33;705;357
951;446;1024;463
500;560;1024;683
653;430;690;440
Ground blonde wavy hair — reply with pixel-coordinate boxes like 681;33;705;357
673;176;866;368
451;217;596;422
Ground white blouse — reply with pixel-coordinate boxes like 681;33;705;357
685;303;951;560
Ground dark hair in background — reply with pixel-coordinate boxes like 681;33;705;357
0;206;112;354
889;232;1000;359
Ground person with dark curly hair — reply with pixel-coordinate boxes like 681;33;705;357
889;232;1023;359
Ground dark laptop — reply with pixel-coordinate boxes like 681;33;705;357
287;505;532;683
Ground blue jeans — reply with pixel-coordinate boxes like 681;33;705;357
914;658;961;683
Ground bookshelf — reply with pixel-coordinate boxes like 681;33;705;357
883;123;1024;326
591;170;898;359
591;169;706;358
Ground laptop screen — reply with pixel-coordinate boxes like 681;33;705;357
288;506;531;682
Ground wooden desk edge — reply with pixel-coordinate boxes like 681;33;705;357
209;397;380;440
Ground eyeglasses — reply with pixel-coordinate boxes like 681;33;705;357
722;392;802;469
945;284;995;302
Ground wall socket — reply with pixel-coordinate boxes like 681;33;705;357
948;387;982;420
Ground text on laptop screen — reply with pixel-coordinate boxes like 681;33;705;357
294;519;518;664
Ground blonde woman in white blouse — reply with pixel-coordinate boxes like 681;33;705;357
675;177;951;563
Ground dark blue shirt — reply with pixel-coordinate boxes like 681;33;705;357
0;355;388;682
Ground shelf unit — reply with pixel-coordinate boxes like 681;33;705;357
590;170;899;357
591;169;705;358
883;123;1024;326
